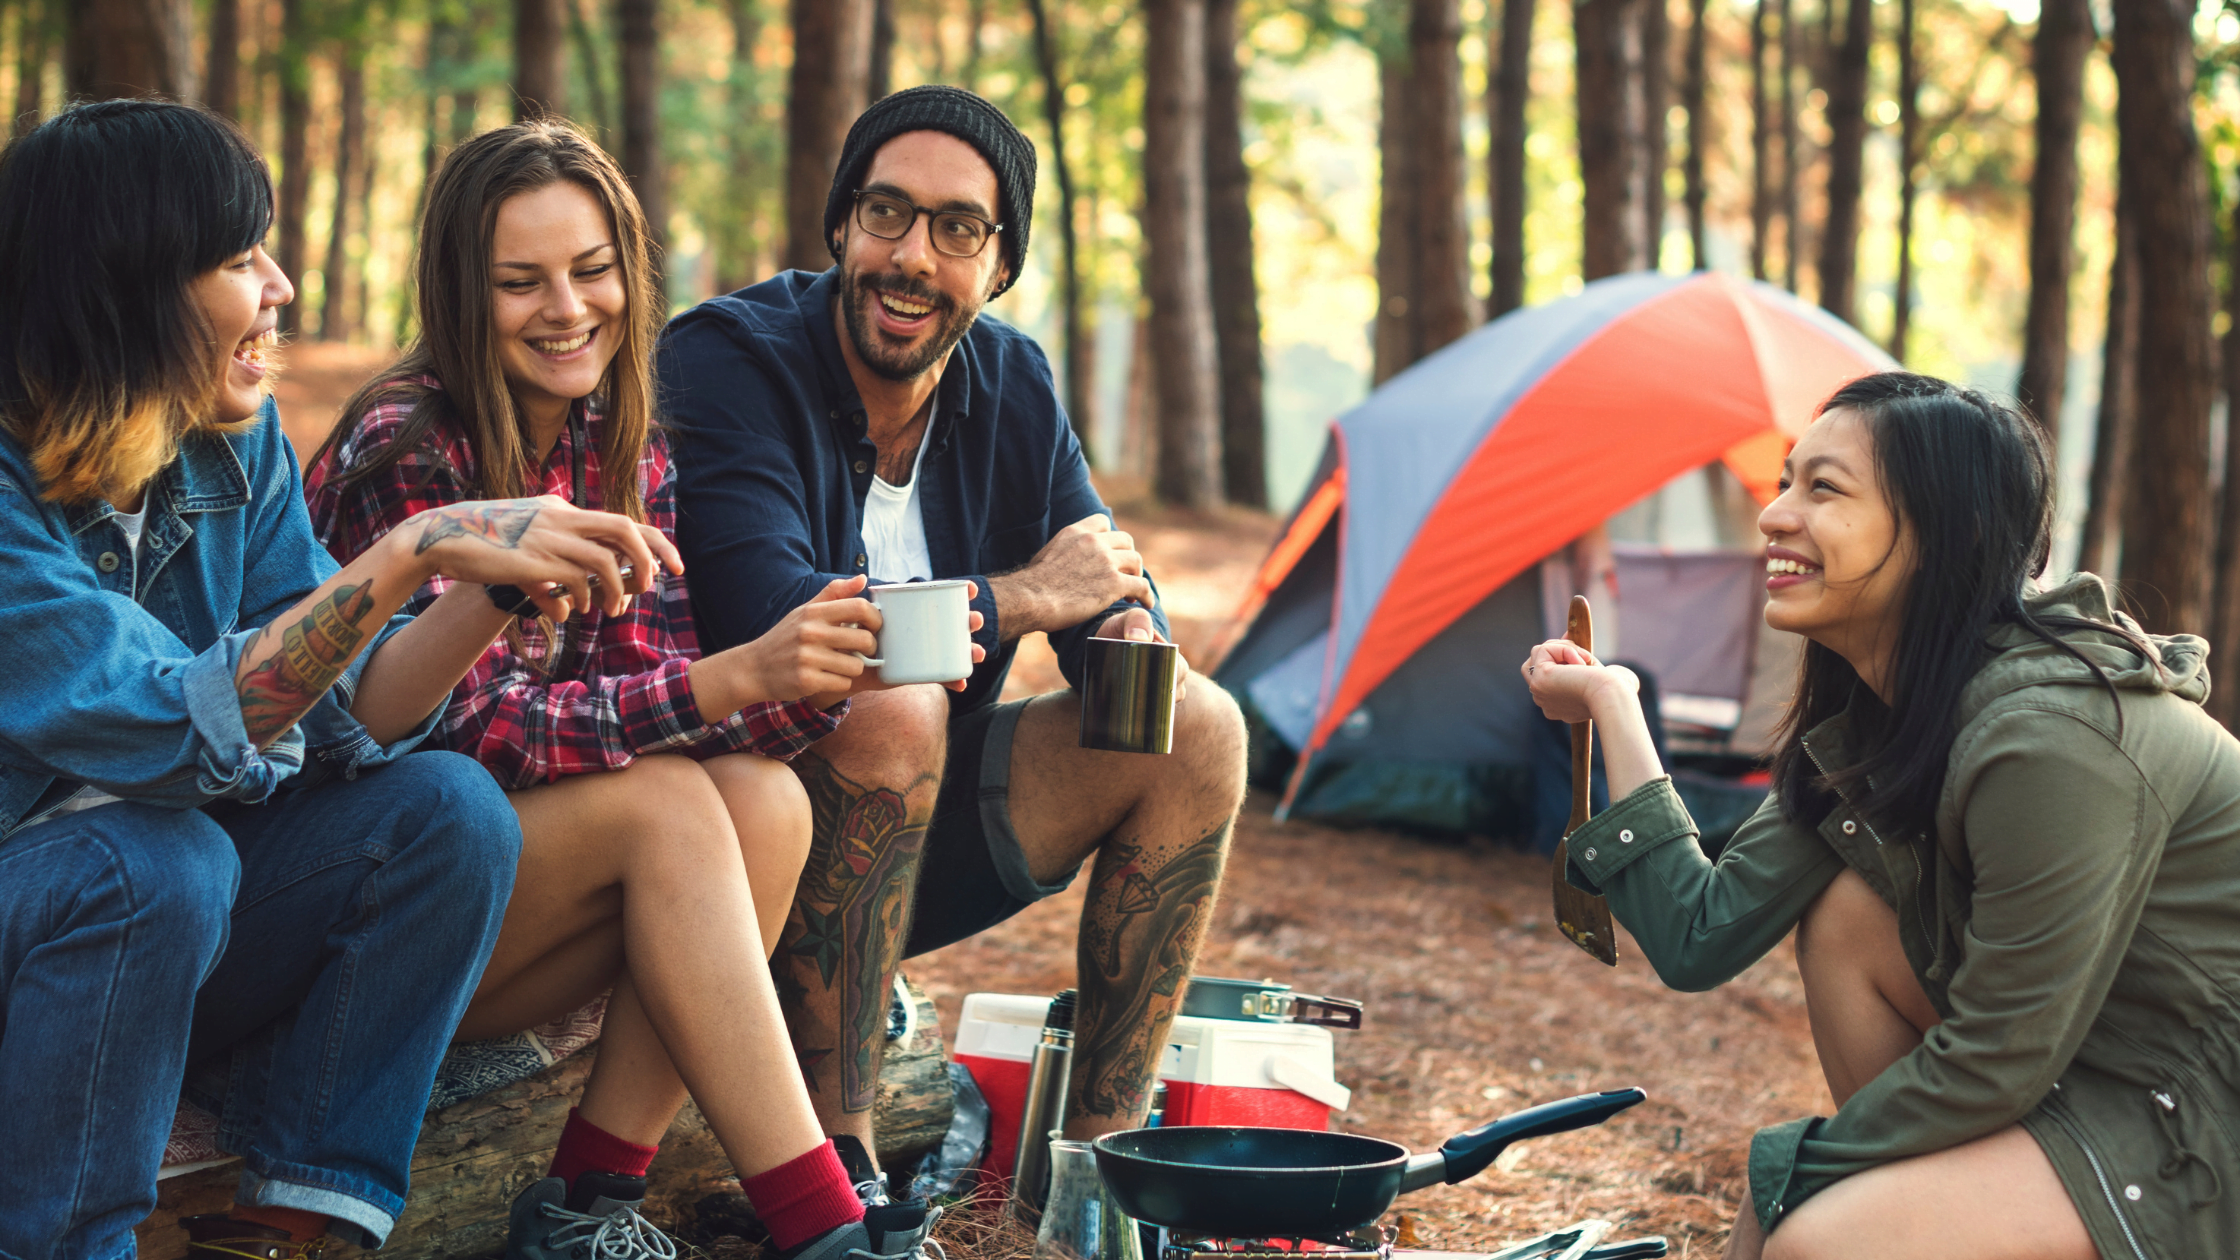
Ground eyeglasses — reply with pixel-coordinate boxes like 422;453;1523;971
852;190;1004;259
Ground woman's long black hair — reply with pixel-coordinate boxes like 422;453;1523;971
1768;372;2155;835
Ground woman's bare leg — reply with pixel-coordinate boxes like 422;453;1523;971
456;752;824;1176
1724;869;2093;1260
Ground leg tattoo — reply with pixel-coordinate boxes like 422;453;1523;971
783;756;937;1113
1070;823;1230;1123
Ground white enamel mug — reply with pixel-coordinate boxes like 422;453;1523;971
862;579;975;685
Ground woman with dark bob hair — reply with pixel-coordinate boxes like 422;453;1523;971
0;102;680;1257
1523;372;2238;1260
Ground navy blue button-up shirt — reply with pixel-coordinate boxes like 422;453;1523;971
659;268;1164;714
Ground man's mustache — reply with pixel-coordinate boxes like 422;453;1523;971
856;274;953;312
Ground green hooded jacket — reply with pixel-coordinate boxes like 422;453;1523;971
1563;576;2239;1259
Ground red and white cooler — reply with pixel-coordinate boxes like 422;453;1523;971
956;991;1355;1192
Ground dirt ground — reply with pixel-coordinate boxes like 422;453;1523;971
273;345;1828;1259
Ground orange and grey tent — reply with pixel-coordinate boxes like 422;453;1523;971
1212;271;1896;825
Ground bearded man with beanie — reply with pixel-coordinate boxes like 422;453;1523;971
659;86;1245;1213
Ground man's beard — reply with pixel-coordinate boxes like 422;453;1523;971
840;264;983;383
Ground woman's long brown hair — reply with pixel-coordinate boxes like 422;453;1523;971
312;119;659;522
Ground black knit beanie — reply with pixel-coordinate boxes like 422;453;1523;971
823;85;1036;297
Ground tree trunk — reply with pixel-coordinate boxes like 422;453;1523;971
1205;0;1264;507
2111;0;2217;633
784;0;873;272
1777;0;1799;293
14;0;50;138
1375;0;1474;383
1889;0;1917;360
1681;0;1706;270
568;0;614;139
275;0;310;338
64;0;192;100
322;54;366;343
1142;0;1221;509
1576;0;1652;280
2016;0;2091;433
1488;0;1536;314
722;0;764;292
1641;0;1670;271
869;0;894;101
1816;0;1870;323
2078;184;2137;581
206;0;241;118
1748;0;1770;281
963;0;988;92
619;0;666;274
1025;0;1094;455
515;0;566;120
2212;192;2240;726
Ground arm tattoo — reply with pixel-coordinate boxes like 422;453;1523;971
238;581;379;744
1070;825;1230;1122
414;502;540;555
781;755;938;1113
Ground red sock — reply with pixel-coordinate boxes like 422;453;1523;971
230;1204;329;1243
549;1108;660;1186
740;1141;867;1250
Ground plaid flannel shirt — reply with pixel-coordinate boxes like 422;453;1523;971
304;379;841;789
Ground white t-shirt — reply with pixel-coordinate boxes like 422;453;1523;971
862;418;934;585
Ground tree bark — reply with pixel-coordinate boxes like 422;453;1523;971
1142;0;1222;509
567;0;613;138
321;54;366;343
1776;0;1799;293
963;0;988;91
1375;0;1474;383
2016;0;2091;434
514;0;567;120
13;0;50;138
2212;190;2240;726
722;0;764;292
206;0;241;118
2111;0;2217;633
1025;0;1094;454
1641;0;1670;271
619;0;666;274
1576;0;1652;280
869;0;894;101
1816;0;1870;324
2078;184;2136;581
1749;0;1770;281
1488;0;1536;315
1204;0;1264;507
1889;0;1917;360
64;0;193;101
275;0;310;338
1681;0;1706;270
784;0;873;272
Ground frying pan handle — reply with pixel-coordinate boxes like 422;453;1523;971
1435;1088;1648;1185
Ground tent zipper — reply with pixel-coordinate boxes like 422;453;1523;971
2047;1094;2151;1260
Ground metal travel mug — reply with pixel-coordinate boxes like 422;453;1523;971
1012;988;1078;1223
1079;637;1180;754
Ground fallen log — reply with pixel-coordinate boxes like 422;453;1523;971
139;982;953;1258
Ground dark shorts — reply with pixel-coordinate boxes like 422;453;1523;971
904;696;1084;957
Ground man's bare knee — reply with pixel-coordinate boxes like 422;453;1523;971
806;684;949;781
1173;680;1248;808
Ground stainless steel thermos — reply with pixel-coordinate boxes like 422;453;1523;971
1011;988;1077;1221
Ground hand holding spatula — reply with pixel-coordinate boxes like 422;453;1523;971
1550;595;1619;966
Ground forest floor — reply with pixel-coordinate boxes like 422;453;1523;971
277;344;1828;1260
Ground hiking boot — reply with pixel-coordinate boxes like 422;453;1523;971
787;1203;947;1260
506;1172;679;1260
180;1215;326;1260
831;1135;941;1258
834;1133;890;1206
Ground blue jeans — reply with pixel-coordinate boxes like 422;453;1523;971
0;751;520;1258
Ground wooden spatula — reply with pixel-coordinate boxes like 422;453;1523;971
1552;595;1619;966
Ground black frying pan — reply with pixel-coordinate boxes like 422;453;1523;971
1092;1088;1646;1238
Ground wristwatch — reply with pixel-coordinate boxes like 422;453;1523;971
485;583;540;617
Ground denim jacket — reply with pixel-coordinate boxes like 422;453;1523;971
0;397;435;840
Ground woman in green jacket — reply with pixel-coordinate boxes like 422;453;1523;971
1524;372;2237;1260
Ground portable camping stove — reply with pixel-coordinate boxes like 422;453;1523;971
1160;1221;1667;1260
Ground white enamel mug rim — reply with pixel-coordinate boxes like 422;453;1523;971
859;578;974;683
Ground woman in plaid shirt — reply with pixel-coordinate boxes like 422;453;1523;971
307;123;972;1260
